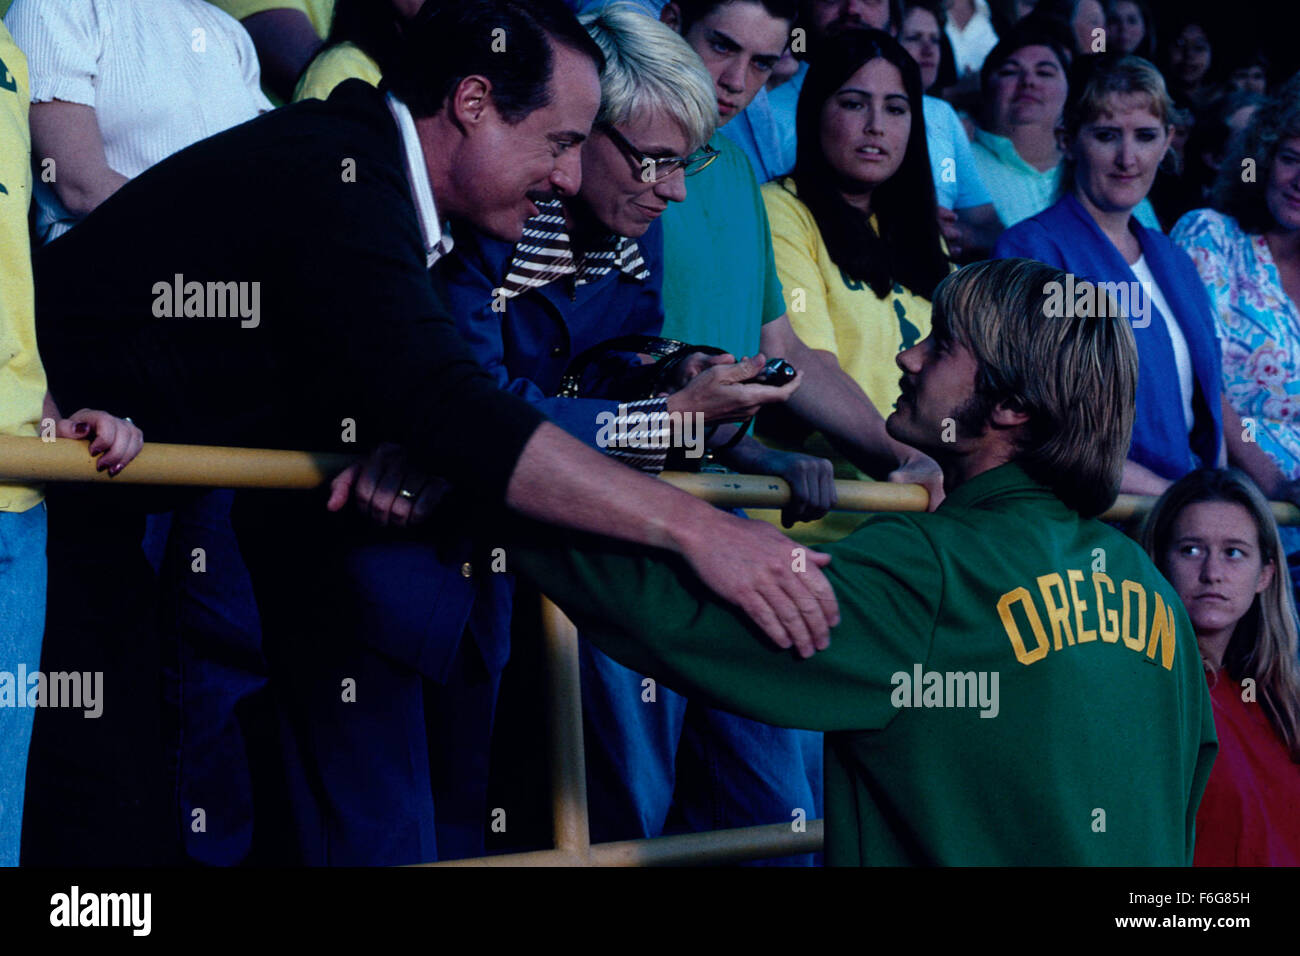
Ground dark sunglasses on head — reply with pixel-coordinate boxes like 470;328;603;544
599;123;719;182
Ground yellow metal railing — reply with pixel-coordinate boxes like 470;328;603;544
3;434;1297;866
8;435;1297;526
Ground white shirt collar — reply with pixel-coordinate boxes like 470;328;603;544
386;93;454;268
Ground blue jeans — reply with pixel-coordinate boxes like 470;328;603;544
0;504;47;867
580;640;823;865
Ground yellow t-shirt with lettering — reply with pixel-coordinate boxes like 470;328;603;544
294;41;382;102
749;178;941;544
0;23;46;512
761;177;933;417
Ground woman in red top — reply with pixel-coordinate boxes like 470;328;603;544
1143;468;1300;865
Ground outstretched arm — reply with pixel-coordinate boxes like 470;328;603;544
504;421;842;657
507;510;941;731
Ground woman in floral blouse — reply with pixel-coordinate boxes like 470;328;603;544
1173;76;1300;587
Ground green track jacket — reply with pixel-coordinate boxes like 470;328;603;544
513;462;1218;865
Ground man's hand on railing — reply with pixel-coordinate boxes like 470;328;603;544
888;452;945;512
763;450;836;527
676;509;839;658
326;441;448;527
56;409;143;477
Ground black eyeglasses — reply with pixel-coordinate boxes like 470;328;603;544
599;123;719;182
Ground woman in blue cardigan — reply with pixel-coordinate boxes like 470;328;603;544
995;54;1292;501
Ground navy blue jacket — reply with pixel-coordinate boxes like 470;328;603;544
341;215;669;683
994;193;1223;480
440;219;667;452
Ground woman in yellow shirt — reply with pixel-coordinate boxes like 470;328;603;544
1;22;140;866
761;29;951;432
294;0;422;102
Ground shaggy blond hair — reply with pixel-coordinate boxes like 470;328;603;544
933;258;1139;517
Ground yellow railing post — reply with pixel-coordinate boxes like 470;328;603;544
541;596;591;864
6;434;1300;866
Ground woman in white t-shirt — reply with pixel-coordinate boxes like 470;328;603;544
5;0;271;242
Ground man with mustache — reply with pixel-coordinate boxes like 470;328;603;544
30;0;839;866
511;258;1218;866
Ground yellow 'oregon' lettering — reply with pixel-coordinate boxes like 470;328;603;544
1121;580;1147;652
1067;569;1096;643
1093;572;1119;642
998;572;1174;668
1036;573;1074;650
1146;592;1177;670
997;587;1050;664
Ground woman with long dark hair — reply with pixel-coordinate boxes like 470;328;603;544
1142;469;1300;864
761;28;950;441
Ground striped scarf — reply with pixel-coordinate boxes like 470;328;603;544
498;198;649;298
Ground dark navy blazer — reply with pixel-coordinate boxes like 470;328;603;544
351;217;666;680
994;193;1223;481
340;221;667;684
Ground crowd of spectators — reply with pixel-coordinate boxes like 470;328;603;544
0;0;1297;868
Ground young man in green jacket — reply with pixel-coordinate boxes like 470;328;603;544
513;257;1219;865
